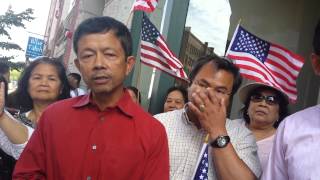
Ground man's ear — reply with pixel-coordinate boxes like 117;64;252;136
125;56;136;76
311;53;320;75
74;58;80;71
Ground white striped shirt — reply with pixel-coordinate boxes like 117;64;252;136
154;109;262;179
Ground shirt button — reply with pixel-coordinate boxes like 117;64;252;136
100;116;105;121
87;176;92;180
92;145;97;150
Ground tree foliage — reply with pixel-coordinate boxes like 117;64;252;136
0;7;34;70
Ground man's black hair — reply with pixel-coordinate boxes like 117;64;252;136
68;73;82;85
165;86;188;104
189;54;242;95
73;16;132;58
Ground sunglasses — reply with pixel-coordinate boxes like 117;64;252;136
250;94;279;105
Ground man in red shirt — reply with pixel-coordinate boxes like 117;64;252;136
13;16;169;180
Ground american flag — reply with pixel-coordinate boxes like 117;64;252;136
140;14;188;82
226;25;304;102
132;0;158;13
192;144;209;180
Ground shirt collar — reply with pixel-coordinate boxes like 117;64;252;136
72;89;135;118
182;104;193;125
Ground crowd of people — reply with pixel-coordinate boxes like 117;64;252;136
0;15;319;179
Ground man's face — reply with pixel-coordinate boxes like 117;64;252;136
67;75;79;89
188;62;234;108
75;31;135;95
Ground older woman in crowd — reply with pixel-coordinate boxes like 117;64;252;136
236;82;289;170
0;56;70;160
163;86;188;113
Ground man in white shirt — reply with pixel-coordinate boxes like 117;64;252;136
262;20;320;180
68;72;86;97
155;54;261;180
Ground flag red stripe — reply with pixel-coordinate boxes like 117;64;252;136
228;54;297;90
142;44;180;70
140;14;188;81
268;49;301;72
264;57;297;81
132;0;158;13
158;36;183;66
141;43;179;69
271;43;304;63
141;61;188;82
264;62;296;86
141;52;171;69
141;51;188;81
236;63;297;94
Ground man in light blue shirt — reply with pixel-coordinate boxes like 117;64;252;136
262;19;320;180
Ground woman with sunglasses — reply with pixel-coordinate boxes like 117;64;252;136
237;82;289;171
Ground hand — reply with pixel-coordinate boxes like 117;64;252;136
0;82;5;118
188;87;228;139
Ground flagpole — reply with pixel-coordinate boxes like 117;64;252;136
191;134;210;179
224;22;241;57
136;57;142;102
134;12;144;103
237;18;242;26
205;134;209;143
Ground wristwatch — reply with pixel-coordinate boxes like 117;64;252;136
209;135;230;148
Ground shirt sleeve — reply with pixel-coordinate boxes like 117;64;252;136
143;124;170;180
230;120;262;178
10;125;34;159
0;110;34;160
261;120;288;180
13;113;47;180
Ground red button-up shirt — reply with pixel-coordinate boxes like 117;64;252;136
13;90;169;180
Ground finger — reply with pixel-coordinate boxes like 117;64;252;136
206;88;220;106
220;97;227;113
191;90;205;108
187;102;202;118
198;89;211;109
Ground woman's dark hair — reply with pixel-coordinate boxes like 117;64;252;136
16;57;70;112
240;86;289;128
189;54;242;95
127;86;141;104
165;86;188;104
0;76;8;104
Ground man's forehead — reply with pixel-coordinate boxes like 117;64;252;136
195;66;234;87
196;63;233;79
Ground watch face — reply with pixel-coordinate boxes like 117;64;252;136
217;137;227;147
210;135;230;148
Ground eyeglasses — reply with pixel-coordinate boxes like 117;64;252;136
250;94;279;105
192;80;231;97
